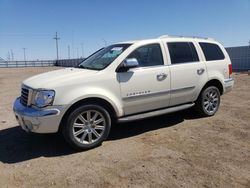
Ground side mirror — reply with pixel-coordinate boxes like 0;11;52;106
117;58;139;72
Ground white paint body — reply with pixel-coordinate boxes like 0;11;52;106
15;36;234;133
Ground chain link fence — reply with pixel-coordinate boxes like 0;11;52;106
0;60;54;68
1;47;249;72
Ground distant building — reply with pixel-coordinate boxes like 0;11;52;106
226;46;250;72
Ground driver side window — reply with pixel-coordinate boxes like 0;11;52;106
127;44;164;67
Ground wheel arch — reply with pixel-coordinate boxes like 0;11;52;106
200;79;224;97
58;97;118;132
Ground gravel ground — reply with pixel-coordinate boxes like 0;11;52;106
0;67;250;188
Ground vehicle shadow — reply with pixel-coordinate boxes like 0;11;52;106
0;109;202;164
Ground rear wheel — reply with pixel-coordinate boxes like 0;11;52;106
62;104;111;150
195;86;220;117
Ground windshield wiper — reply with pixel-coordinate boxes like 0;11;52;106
79;65;91;69
78;64;100;71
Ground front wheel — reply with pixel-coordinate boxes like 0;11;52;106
62;104;111;150
195;86;221;117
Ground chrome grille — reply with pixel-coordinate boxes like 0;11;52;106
20;87;29;106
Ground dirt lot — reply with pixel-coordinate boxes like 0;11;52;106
0;67;249;188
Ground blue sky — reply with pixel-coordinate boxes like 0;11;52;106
0;0;250;60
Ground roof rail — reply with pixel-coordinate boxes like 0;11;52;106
158;35;214;40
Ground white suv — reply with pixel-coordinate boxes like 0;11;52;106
13;35;234;150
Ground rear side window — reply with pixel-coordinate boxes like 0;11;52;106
199;42;225;61
167;42;199;64
127;44;164;67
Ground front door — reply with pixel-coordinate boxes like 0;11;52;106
117;43;171;115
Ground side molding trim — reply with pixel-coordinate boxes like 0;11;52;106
118;103;195;123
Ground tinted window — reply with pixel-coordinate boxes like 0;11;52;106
167;42;199;64
127;44;164;67
199;42;225;61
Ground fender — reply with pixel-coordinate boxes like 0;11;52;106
54;86;124;117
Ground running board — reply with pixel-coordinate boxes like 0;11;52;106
118;103;195;123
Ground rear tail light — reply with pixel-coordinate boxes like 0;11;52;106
228;64;232;77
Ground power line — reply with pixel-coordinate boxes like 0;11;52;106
53;32;60;60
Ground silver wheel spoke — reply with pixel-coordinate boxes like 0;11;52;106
73;123;84;128
80;131;88;142
94;118;104;125
204;101;209;105
92;112;98;121
78;114;87;124
88;132;92;143
92;129;100;138
74;128;85;137
95;125;104;130
87;111;91;122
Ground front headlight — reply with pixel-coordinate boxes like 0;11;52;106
33;90;55;108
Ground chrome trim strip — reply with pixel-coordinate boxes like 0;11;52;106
170;86;195;93
118;103;195;123
13;97;62;117
122;86;195;100
27;89;33;106
224;78;234;83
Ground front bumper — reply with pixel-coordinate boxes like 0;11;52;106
224;78;234;94
13;97;67;133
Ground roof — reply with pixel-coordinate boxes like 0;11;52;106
117;35;216;45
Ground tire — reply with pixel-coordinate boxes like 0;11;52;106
195;86;220;117
62;104;111;150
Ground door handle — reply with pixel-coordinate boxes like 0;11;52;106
197;68;205;75
157;73;167;81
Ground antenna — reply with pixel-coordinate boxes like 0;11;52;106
53;32;60;60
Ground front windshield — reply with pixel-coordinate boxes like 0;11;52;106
78;43;131;70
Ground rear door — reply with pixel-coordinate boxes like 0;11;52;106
165;41;208;106
117;43;171;115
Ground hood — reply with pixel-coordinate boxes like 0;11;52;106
23;68;98;89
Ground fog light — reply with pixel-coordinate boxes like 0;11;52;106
24;120;33;130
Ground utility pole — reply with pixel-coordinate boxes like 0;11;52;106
7;51;10;61
76;48;79;59
248;40;250;46
23;48;26;61
81;43;84;58
22;48;27;66
68;45;71;59
10;49;14;60
53;32;60;60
